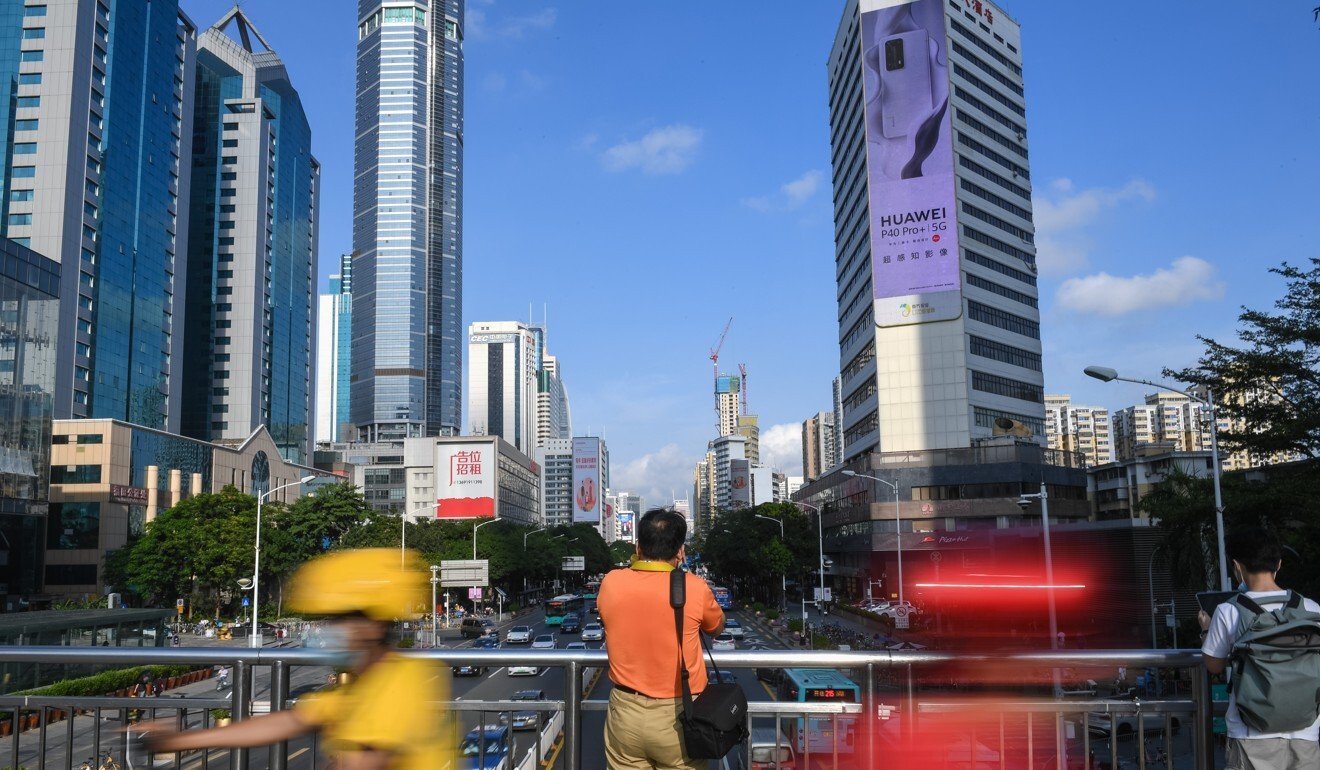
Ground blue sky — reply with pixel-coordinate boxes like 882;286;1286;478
185;1;1320;504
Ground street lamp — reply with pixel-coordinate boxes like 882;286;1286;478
842;470;903;607
251;474;317;648
1018;482;1063;698
473;518;497;560
429;565;440;648
794;502;825;609
753;514;787;609
1085;365;1229;590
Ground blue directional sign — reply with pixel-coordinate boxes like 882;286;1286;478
241;597;250;607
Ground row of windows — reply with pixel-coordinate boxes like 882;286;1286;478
961;202;1033;244
955;109;1026;160
952;63;1024;117
957;132;1030;180
843;409;878;448
964;226;1036;267
965;248;1035;287
969;335;1042;372
51;464;103;484
842;378;877;414
951;40;1023;96
973;406;1045;436
841;340;876;382
959;156;1031;201
968;299;1040;339
51;434;103;445
949;19;1021;76
960;178;1031;221
953;85;1025;138
971;369;1044;404
966;272;1037;309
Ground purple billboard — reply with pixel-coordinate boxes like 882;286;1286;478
861;0;962;326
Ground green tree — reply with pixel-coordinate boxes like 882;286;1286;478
608;540;635;567
699;503;815;605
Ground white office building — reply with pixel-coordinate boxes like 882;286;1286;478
468;321;540;456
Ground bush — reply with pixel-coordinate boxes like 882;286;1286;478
209;708;231;722
765;609;781;621
18;665;196;699
787;619;803;632
396;638;415;648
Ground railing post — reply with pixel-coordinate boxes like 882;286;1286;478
865;660;876;770
1191;666;1212;770
232;660;251;770
564;660;581;770
270;660;290;770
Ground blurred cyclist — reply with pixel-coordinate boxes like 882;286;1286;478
139;549;453;770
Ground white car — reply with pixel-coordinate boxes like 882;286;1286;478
506;626;532;644
711;633;736;651
580;623;605;642
564;641;587;650
724;619;744;639
873;601;920;618
507;664;539;676
531;634;556;649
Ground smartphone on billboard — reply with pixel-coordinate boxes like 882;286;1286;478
879;31;933;139
1196;591;1239;615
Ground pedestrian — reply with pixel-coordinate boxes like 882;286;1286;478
598;509;724;770
138;549;454;770
1200;527;1320;770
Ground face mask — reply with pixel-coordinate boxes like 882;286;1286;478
316;624;360;668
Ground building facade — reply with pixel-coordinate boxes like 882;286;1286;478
45;419;326;596
802;410;839;481
1044;394;1113;468
691;452;714;534
829;0;1044;462
182;9;318;463
536;353;571;447
315;253;353;444
533;437;573;527
715;374;740;437
709;434;747;512
736;414;760;465
0;0;196;430
467;321;539;456
1088;445;1214;520
351;0;464;442
0;239;58;607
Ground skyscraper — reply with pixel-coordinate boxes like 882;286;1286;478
829;0;1043;461
182;8;318;463
715;374;740;436
316;253;353;444
467;321;539;455
0;0;196;430
802;410;838;480
351;0;464;442
536;353;571;447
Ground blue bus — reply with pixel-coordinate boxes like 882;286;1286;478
544;594;582;626
712;585;733;610
775;668;861;755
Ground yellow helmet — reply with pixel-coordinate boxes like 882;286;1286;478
289;548;426;621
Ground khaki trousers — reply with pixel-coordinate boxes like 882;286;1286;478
604;688;702;770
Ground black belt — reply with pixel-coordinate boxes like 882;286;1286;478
613;682;666;699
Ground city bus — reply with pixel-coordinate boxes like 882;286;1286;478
544;594;582;626
712;585;733;610
775;668;861;756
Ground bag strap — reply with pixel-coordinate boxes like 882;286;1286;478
671;568;694;715
1231;593;1268;617
1286;591;1304;611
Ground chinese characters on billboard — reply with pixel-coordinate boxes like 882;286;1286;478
861;0;963;326
572;437;601;523
435;443;495;518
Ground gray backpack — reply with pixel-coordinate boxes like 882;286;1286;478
1228;591;1320;733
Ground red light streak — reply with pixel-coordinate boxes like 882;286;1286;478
914;582;1086;590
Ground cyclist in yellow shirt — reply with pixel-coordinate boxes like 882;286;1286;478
140;549;454;770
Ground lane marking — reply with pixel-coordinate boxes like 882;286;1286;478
289;748;309;760
488;668;504;677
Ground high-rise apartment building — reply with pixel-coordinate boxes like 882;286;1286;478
829;0;1043;461
182;9;318;463
468;321;539;455
802;410;839;480
0;0;196;430
715;374;740;436
709;434;747;511
1211;385;1304;472
315;253;353;444
692;452;715;533
1044;395;1112;468
351;0;463;442
1112;391;1217;461
736;414;760;465
536;353;571;447
533;437;573;527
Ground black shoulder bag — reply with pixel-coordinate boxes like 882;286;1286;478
670;568;748;759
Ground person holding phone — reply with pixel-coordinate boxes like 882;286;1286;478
1199;527;1320;769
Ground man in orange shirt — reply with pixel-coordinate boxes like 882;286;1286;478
598;509;724;770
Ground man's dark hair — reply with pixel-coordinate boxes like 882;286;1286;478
637;509;686;560
1226;526;1283;574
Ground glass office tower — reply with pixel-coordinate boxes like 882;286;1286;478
351;0;464;441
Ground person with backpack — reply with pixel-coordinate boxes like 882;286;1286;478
1200;526;1320;769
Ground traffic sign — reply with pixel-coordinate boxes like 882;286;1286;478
241;597;250;607
562;556;585;572
175;598;185;614
441;559;489;587
494;587;508;601
468;587;483;600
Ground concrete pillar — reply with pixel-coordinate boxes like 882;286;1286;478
191;472;203;497
169;469;182;509
146;465;160;522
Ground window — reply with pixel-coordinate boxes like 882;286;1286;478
974;406;1043;436
965;249;1036;286
18;73;40;85
24;4;47;16
222;138;238;148
44;564;97;585
12;142;36;155
15;119;37;131
9;190;32;202
968;300;1040;339
19;50;43;62
50;465;103;484
223;122;238;131
969;335;1041;371
21;28;44;39
15;96;39;109
76;434;102;444
47;502;100;549
966;273;1037;308
8;214;32;226
12;166;34;178
972;370;1044;403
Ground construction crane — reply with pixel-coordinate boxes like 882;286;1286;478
709;317;733;424
738;363;748;415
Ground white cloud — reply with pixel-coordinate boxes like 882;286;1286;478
601;125;703;175
742;169;824;212
1033;179;1155;275
759;423;803;476
1055;256;1225;317
467;7;556;41
611;444;698;509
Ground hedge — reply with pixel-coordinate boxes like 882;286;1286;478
19;665;197;699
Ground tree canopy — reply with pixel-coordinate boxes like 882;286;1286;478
695;503;818;605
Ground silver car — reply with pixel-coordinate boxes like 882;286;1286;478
581;623;605;642
506;625;532;644
531;634;556;649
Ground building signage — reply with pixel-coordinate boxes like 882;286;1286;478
562;556;585;572
435;442;495;518
441;559;489;588
861;0;964;327
619;513;635;541
110;485;149;505
729;459;751;508
470;333;519;344
571;437;601;524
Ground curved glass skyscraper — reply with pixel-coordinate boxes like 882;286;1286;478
351;0;464;441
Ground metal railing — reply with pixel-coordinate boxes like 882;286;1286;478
0;647;1214;770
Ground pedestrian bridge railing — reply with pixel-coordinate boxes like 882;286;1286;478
0;647;1214;770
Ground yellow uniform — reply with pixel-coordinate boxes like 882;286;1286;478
296;654;454;770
